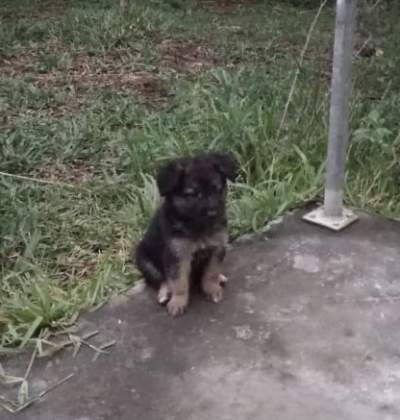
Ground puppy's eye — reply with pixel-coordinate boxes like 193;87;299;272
183;188;203;199
184;188;197;197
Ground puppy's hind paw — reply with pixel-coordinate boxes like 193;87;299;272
210;285;224;303
203;282;224;303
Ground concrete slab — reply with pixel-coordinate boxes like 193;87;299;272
2;211;400;420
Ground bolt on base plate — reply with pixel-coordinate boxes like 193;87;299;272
303;206;358;231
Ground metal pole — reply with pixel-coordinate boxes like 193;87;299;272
324;0;356;217
303;0;358;230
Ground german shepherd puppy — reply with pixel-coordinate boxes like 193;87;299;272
134;152;237;316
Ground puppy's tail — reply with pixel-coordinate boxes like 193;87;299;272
134;245;164;290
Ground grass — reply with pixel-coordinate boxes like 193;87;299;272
0;0;399;350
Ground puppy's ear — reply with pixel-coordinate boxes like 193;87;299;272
210;152;238;181
156;159;185;196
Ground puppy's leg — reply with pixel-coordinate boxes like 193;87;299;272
164;241;193;317
136;244;172;305
201;247;226;303
135;244;163;289
166;259;191;316
167;260;190;316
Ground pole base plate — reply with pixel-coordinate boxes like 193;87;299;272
303;206;358;231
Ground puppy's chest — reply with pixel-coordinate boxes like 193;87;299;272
195;235;223;251
171;230;228;257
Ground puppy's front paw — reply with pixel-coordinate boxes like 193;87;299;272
167;294;188;317
157;283;171;305
203;280;224;303
218;273;228;285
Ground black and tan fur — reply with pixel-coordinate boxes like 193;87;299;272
134;152;237;316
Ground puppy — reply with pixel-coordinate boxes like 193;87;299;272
134;152;237;316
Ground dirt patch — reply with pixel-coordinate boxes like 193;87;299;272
50;53;167;98
1;0;69;21
0;37;219;116
32;159;97;185
56;249;99;284
196;0;254;12
197;0;236;8
0;49;170;113
158;38;217;72
0;50;39;75
35;68;167;102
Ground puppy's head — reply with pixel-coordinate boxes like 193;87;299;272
157;152;237;226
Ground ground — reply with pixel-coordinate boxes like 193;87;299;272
1;0;400;382
1;0;399;415
1;211;400;419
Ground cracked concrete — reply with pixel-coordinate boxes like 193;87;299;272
2;210;400;420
